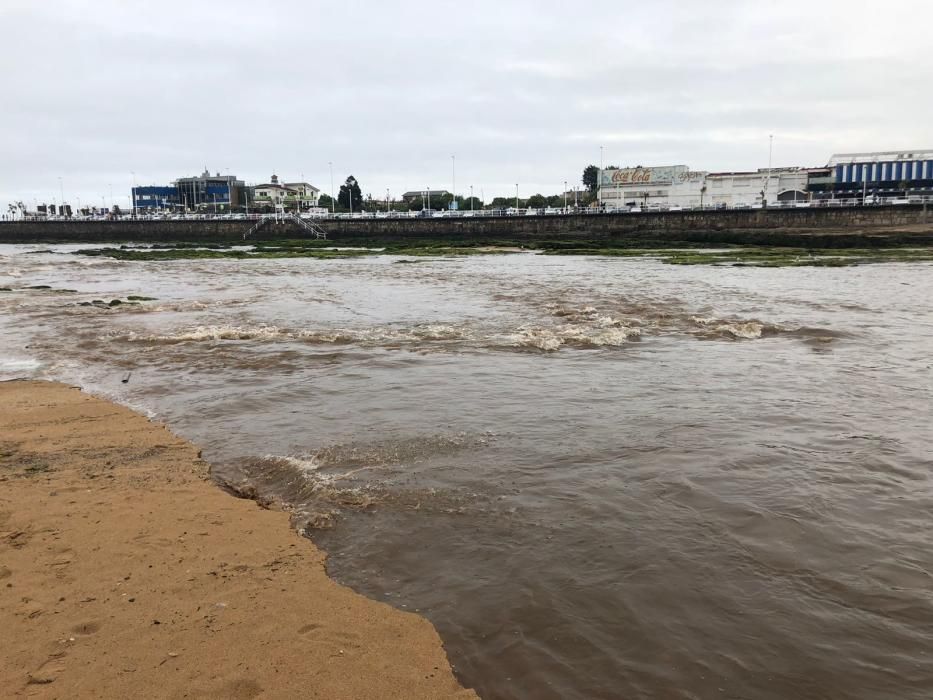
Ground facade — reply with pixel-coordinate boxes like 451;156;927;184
598;166;707;209
705;168;808;208
401;190;451;204
132;169;245;211
176;170;244;210
284;181;320;205
598;165;809;209
252;175;320;209
825;150;933;198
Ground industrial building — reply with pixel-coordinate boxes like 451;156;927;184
823;150;933;199
598;166;707;209
598;149;931;209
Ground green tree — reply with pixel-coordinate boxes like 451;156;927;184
526;194;547;208
338;176;363;211
582;164;599;193
461;196;483;210
318;193;334;210
490;196;519;209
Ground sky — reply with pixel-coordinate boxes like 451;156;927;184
1;0;931;210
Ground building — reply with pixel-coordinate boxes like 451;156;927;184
705;168;808;208
824;150;933;199
176;170;245;210
132;186;180;210
132;169;245;211
401;190;451;206
598;165;809;209
251;175;320;210
598;166;707;209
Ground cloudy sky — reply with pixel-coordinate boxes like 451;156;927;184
1;0;931;210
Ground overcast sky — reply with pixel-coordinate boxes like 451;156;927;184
2;0;931;209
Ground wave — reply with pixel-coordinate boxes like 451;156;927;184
213;433;495;531
690;316;782;340
501;323;641;351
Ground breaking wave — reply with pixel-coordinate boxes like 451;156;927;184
500;324;642;351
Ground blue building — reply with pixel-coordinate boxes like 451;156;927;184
132;186;178;210
131;169;245;211
827;150;933;197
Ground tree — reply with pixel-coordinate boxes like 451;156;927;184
490;196;518;209
461;196;483;211
338;176;363;212
526;194;547;208
318;193;334;210
582;164;599;193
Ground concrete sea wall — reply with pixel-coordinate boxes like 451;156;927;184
0;205;930;247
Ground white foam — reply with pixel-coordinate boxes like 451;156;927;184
0;357;42;378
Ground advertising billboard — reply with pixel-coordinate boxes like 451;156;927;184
600;166;705;187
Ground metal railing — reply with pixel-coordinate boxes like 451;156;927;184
4;194;932;224
243;213;327;240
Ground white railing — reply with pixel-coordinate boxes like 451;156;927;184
4;194;931;224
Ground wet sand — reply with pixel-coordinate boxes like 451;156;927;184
0;380;476;699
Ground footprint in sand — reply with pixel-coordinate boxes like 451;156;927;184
220;678;263;699
72;621;101;636
27;653;67;685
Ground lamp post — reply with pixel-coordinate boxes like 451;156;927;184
328;162;335;214
58;177;65;216
470;185;474;213
386;188;390;213
427;187;431;211
599;146;604;207
131;171;137;217
763;134;773;206
451;155;456;211
515;183;519;211
564;181;568;211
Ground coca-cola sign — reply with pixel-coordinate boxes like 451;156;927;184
600;166;705;187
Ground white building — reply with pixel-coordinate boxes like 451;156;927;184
705;168;808;208
252;174;320;209
598;166;707;209
599;165;809;209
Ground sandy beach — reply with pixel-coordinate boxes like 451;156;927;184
0;380;477;699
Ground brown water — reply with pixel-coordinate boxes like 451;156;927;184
2;244;932;699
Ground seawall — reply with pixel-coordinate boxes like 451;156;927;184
1;205;931;247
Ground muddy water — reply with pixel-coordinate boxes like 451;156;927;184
2;244;932;699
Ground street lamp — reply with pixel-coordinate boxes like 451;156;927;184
427;187;431;211
564;181;568;211
131;171;137;217
328;161;335;214
470;185;474;213
515;183;519;211
599;146;604;208
451;155;456;211
386;188;390;212
763;134;773;206
58;177;64;216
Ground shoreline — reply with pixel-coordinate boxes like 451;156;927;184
0;379;477;698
